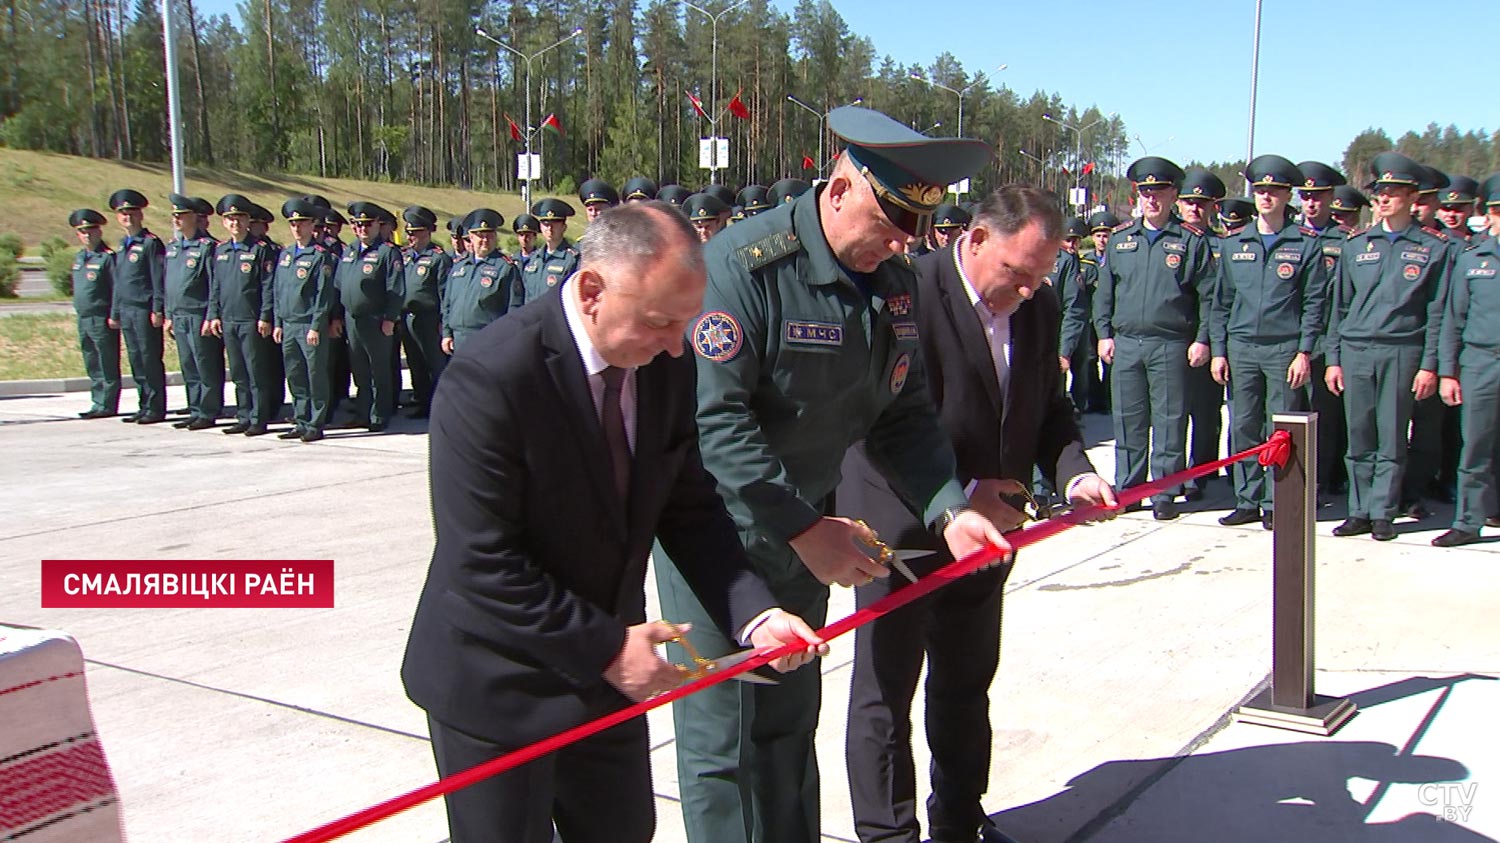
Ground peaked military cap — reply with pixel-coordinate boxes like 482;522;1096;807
107;189;148;211
465;208;505;233
192;197;215;216
1330;185;1370;212
622;177;659;201
1439;176;1478;206
1087;211;1121;232
249;204;276;224
346;201;389;224
1295;161;1345;191
769;178;812;205
737;185;772;214
303;194;333;210
1180;168;1226;200
657;185;692;207
281;198;321;221
702;184;737;206
1064;217;1090;239
512;213;540;234
323;208;347;226
1126;156;1185;189
1417;165;1450;195
1366;152;1424;189
1245;155;1301;190
1480;174;1500;207
828;105;992;237
731;205;746;222
1220;198;1256;228
684;193;730;222
531;198;575;222
402;205;437;229
69;208;106;229
167;193;198;215
579;178;619;206
932;202;971;230
217;194;256;216
447;216;467;236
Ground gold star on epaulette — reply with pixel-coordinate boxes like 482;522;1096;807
752;247;764;259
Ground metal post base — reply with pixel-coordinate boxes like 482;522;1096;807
1235;689;1357;736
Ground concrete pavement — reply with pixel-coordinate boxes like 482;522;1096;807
0;387;1494;843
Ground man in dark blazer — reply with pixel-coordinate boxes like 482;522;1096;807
402;203;824;843
839;186;1117;843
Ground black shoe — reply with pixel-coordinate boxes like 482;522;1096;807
1183;487;1205;503
171;419;192;429
1261;510;1274;531
186;418;216;431
300;429;324;443
277;429;304;440
1432;529;1480;548
1153;500;1178;521
367;421;388;433
1401;500;1431;520
1371;519;1397;541
79;409;112;419
136;413;167;425
120;413;140;423
243;424;270;437
1333;517;1372;537
1486;516;1500;529
1218;507;1261;526
223;423;250;435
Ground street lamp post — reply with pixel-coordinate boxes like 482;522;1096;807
909;64;1006;137
1133;133;1175;156
786;94;861;177
476;25;583;208
1019;147;1055;193
684;0;751;184
1043;111;1116;208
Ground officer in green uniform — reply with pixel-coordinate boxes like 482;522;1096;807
1176;169;1228;499
1326;152;1454;541
1095;157;1215;520
657;105;1005;843
250;202;288;418
684;193;730;243
1220;198;1256;230
331;202;404;432
68;209;121;418
163;193;223;429
511;213;539;264
1426;175;1481;503
1435;176;1479;243
207;194;279;436
1330;185;1369;229
520;198;580;304
579;178;619;222
270;199;338;442
447;216;469;260
398;205;451;418
1291;161;1349;495
736;184;772;218
107;188;168;423
622;176;658;203
1402;166;1461;514
1076;211;1120;415
769;178;812;206
1433;193;1500;547
1413;166;1447;231
928;202;971;253
658;184;693;208
1059;216;1101;414
1210;156;1328;529
440;209;523;352
703;183;737;209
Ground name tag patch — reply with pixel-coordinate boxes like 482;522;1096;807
892;321;919;341
1161;241;1186;253
1400;251;1429;264
1354;252;1382;263
784;320;843;346
1115;240;1138;251
1231;252;1258;261
1272;251;1301;263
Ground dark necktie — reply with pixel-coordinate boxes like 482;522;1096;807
600;366;630;500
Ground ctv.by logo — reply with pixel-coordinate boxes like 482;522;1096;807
1417;782;1478;823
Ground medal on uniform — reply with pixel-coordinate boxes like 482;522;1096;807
296;267;308;279
1165;253;1181;269
1403;264;1421;280
889;352;911;394
362;264;373;275
1276;263;1294;279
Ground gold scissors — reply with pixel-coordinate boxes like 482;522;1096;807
851;520;919;583
661;622;777;685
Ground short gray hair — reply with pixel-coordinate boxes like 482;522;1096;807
577;201;703;277
972;185;1064;241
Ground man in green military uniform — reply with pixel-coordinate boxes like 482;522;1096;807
1095;157;1215;520
1326;152;1454;541
1059;216;1101;414
207;194;279;436
736;184;772;218
579;178;619;221
520;199;580;304
657;106;1007;843
769;178;812;207
684;192;730;243
622;176;658;203
399;206;452;418
68;209;121;419
1176;169;1228;500
440;209;523;353
163;194;223;430
272;199;338;442
333;201;405;432
1210;156;1328;529
107;188;168;424
1074;211;1120;415
447;216;469;260
658;184;693;207
512;213;539;264
1296;161;1351;496
1330;186;1368;229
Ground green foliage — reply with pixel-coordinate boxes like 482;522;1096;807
0;253;20;297
551;175;577;197
41;238;75;297
0;233;23;260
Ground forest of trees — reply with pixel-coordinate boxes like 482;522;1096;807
0;0;1494;209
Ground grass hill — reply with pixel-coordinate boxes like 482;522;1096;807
0;148;560;252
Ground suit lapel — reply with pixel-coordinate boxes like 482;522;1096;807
935;245;1003;414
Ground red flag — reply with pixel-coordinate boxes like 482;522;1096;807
504;113;523;143
687;91;708;119
801;154;816;170
1082;161;1095;175
727;89;750;120
1060;167;1070;177
540;113;563;138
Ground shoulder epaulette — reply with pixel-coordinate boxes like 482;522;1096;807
1337;224;1353;234
1180;222;1205;237
1423;225;1449;242
1111;221;1133;233
1299;226;1319;237
737;228;800;271
1079;255;1098;266
1347;225;1370;238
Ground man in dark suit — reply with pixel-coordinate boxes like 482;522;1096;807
839;186;1118;843
402;203;825;843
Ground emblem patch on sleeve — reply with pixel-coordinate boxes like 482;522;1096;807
890;352;911;394
694;311;743;362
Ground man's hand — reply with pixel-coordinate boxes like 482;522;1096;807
272;326;283;343
163;318;174;338
1058;355;1070;373
1324;364;1344;396
1066;474;1120;521
1413;369;1437;401
942;509;1012;571
1187;342;1210;368
1097;337;1115;365
329;319;344;338
257;320;272;338
381;319;395;337
748;609;829;673
150;312;163;328
307;329;320;347
107;317;120;330
1440;376;1462;407
1210;356;1230;385
968;478;1030;532
789;517;890;588
1287;352;1310;389
602;621;691;703
441;337;455;355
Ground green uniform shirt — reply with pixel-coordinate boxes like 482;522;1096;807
403;243;452;313
1057;250;1092;358
112;230;166;318
164;233;218;316
1439;238;1500;377
520;240;580;303
72;245;116;318
1326;222;1453;369
207;238;277;323
691;188;967;561
1209;220;1328;357
334;238;405;322
1095;218;1215;343
441;252;523;337
273;242;338;330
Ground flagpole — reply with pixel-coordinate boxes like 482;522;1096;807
684;0;750;184
476;26;582;208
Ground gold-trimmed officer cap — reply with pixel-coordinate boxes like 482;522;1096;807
579;179;619;206
1087;211;1121;232
657;185;692;207
1480;174;1500;207
216;194;255;216
107;188;148;211
281;198;321;222
447;216;467;236
1064;217;1090;239
1366;152;1424;190
302;194;333;211
1220;197;1256;228
769;178;812;205
464;208;504;233
511;213;540;234
1330;185;1370;213
932;202;971;230
1244;155;1301;190
531;198;576;222
1438;176;1478;206
68;208;106;229
345;201;389;225
737;184;772;214
402;205;437;230
168;193;197;215
1416;165;1449;195
323;208;347;226
622;177;658;201
1295;161;1345;191
683;193;730;222
192;197;215;217
1126;156;1185;189
702;184;737;206
1180;168;1226;200
248;203;275;224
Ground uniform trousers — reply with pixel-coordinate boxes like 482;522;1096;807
172;312;224;421
77;315;121;413
1453;347;1500;532
1341;342;1421;521
1110;335;1190;504
1227;338;1308;511
117;305;165;416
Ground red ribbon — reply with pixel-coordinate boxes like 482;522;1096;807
281;434;1294;843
